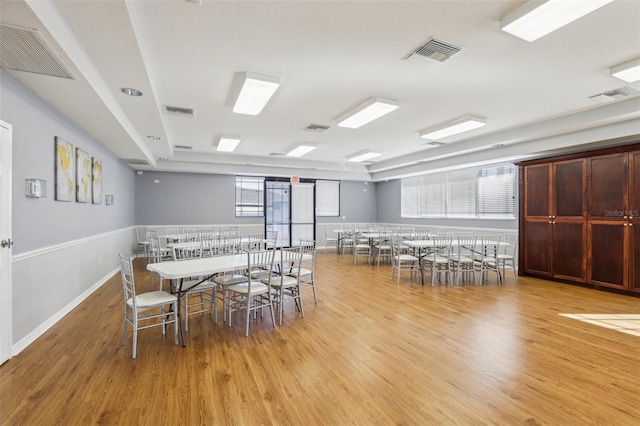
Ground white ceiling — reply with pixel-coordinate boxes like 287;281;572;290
2;0;639;181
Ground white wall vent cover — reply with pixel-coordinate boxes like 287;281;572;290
403;37;462;64
124;158;150;165
174;145;193;150
0;24;75;79
423;141;447;146
163;105;195;117
304;124;330;132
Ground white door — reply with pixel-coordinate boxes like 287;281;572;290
0;120;13;364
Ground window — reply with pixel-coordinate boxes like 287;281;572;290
315;180;340;216
400;163;516;219
235;177;264;217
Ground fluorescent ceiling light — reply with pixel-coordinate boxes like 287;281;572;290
337;97;399;129
419;116;486;140
500;0;615;42
217;135;241;152
347;150;382;163
286;144;316;157
233;72;280;115
610;58;640;83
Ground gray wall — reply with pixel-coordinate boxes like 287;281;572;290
375;179;518;231
2;69;136;348
136;173;378;226
2;70;135;254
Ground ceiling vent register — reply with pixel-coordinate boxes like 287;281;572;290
403;37;462;63
174;145;193;150
163;105;195;117
0;24;75;79
124;159;150;165
304;124;330;133
588;86;640;103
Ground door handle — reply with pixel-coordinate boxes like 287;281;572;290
1;239;14;248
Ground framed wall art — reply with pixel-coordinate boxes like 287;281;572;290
76;148;91;203
54;137;75;202
92;157;103;204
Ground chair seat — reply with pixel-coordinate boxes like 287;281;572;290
127;291;176;308
214;274;248;285
227;281;269;294
262;276;299;287
453;256;474;263
294;268;312;276
397;254;418;262
183;279;217;291
496;254;514;260
426;256;449;264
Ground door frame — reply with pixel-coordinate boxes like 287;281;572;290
1;119;13;364
264;177;316;247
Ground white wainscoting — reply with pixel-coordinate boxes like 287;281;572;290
10;227;134;357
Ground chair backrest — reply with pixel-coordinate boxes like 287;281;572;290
430;234;452;258
245;234;265;251
299;239;316;269
456;235;477;260
148;232;163;263
165;227;179;235
246;249;276;284
281;246;304;280
119;253;137;309
503;233;518;255
478;235;502;257
135;227;148;243
180;228;200;242
172;244;202;261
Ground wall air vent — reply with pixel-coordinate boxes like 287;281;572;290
163;105;195;117
304;124;330;133
0;24;75;79
589;86;640;104
124;158;150;165
174;145;193;150
403;37;462;64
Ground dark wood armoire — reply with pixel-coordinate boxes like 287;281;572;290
518;141;640;294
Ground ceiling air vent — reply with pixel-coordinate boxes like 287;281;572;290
0;24;75;79
304;124;330;133
124;158;150;165
163;105;195;117
589;86;640;103
403;37;462;64
270;152;285;156
174;145;193;150
423;141;446;147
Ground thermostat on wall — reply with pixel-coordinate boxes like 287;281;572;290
25;178;47;198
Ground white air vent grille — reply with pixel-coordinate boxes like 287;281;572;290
124;158;150;165
424;141;446;146
163;105;195;117
589;86;640;103
0;24;75;79
403;38;462;63
270;152;285;156
174;145;193;150
304;124;330;133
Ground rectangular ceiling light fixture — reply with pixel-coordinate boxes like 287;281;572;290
419;116;486;141
337;97;399;129
610;58;640;83
347;150;382;163
500;0;615;42
217;135;241;152
286;144;317;157
233;72;280;115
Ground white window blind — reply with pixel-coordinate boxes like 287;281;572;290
478;165;516;218
235;177;264;217
447;169;477;218
422;174;447;218
400;163;516;219
315;180;340;216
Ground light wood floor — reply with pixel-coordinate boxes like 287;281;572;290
1;252;639;425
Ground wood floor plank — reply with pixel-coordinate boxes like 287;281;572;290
1;251;639;425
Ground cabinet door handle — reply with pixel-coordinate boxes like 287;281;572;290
624;223;628;227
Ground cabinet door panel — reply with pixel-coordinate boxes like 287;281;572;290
588;222;626;289
525;165;550;217
589;154;627;220
524;220;552;276
553;221;586;282
554;160;585;217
